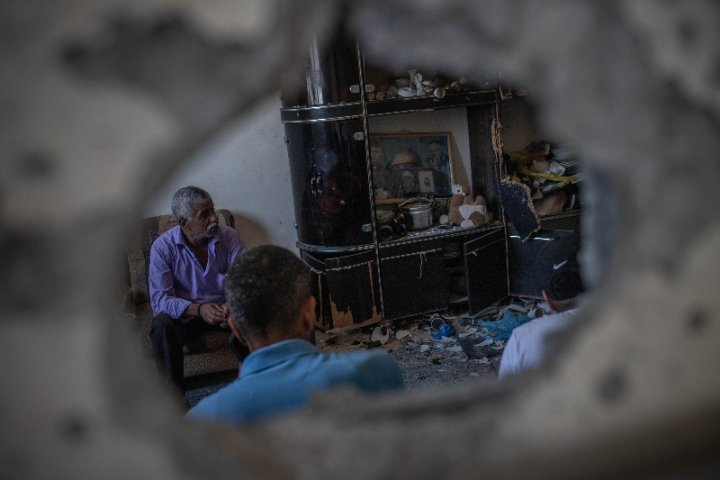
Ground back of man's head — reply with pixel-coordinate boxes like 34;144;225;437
171;185;211;220
539;233;584;307
224;245;311;341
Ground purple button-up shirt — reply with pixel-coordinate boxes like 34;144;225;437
148;224;245;319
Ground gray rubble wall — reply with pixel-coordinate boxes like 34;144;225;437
1;0;719;479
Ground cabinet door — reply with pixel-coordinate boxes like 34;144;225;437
507;233;553;299
464;227;508;314
301;251;335;330
325;250;381;329
380;246;448;320
285;118;372;248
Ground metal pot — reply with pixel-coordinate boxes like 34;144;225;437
398;197;434;230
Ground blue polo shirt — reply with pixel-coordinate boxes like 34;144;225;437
186;339;404;424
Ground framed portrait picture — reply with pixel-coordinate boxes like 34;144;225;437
417;170;435;193
369;132;454;201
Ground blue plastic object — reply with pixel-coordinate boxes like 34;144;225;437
475;308;531;341
431;322;456;340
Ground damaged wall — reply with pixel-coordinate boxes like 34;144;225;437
143;96;297;251
1;0;720;479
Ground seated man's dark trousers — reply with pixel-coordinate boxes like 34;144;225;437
150;313;226;390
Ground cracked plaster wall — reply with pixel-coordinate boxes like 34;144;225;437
1;0;719;479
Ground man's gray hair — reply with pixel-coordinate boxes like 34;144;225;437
171;186;211;220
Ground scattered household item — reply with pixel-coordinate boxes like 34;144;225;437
396;329;411;339
458;194;489;228
375;209;407;241
432;195;451;221
458;337;502;360
474;304;531;341
474;305;500;319
397;86;417;97
371;326;390;344
430;314;456;340
399;197;434;230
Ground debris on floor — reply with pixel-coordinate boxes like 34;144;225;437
316;297;548;391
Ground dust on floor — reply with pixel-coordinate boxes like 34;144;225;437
316;297;546;392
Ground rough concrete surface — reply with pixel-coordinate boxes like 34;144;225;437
2;0;720;479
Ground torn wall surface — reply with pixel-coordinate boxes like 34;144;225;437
2;0;720;479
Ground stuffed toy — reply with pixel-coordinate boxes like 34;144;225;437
459;194;489;228
442;183;469;225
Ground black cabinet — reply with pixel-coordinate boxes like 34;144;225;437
282;33;509;329
508;213;582;298
299;224;506;329
498;95;585;298
379;242;448;321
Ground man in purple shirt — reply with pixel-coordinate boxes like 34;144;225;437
148;186;245;391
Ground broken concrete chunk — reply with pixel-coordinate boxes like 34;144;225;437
506;304;528;314
371;326;390;344
396;329;411;339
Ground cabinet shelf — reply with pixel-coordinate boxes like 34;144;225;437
366;90;498;116
280;89;499;124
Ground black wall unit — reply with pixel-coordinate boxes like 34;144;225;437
281;32;545;329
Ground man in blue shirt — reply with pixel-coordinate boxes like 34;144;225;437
148;186;245;391
186;245;404;424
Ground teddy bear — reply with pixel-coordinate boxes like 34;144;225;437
440;183;469;225
459;194;489;228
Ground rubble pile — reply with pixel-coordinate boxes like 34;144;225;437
317;297;550;391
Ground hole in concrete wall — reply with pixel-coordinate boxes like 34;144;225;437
127;17;620;409
116;4;626;477
7;1;719;478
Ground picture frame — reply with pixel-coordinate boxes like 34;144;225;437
369;132;454;202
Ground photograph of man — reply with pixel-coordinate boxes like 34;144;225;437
370;140;391;197
424;138;452;196
426;139;450;173
387;148;421;197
